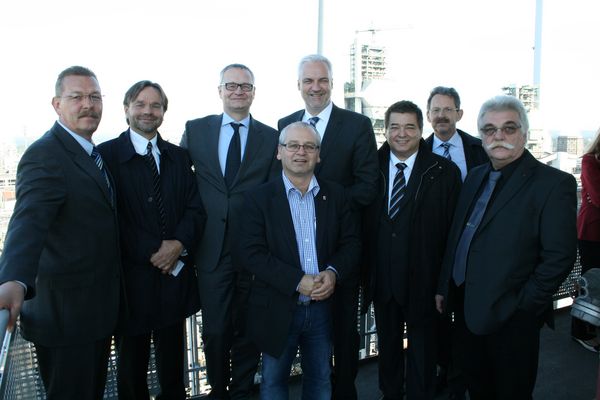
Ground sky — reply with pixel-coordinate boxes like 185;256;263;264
1;0;599;147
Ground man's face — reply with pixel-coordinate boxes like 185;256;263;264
427;94;463;140
52;75;102;140
386;112;422;160
298;61;332;116
219;68;255;116
480;110;526;169
125;86;165;138
277;126;321;178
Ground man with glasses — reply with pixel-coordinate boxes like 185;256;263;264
235;121;360;399
181;63;279;400
0;66;120;399
362;101;461;400
278;54;378;400
436;95;577;399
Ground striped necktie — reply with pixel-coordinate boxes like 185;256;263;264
144;142;166;237
441;142;452;161
308;116;319;127
388;162;407;219
90;146;113;203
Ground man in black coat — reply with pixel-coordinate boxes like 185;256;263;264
363;101;461;399
99;81;205;399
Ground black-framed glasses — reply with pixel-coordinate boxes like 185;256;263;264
280;143;320;153
220;82;254;92
62;93;104;104
429;107;458;115
480;124;522;136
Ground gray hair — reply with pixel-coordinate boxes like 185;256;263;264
219;63;255;84
298;54;333;80
477;95;529;137
279;121;321;147
55;66;98;97
427;86;461;110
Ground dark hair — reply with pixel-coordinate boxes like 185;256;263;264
123;81;168;124
55;66;98;97
219;63;255;84
426;86;461;110
385;100;423;131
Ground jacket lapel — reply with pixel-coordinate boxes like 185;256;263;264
206;115;228;192
235;116;264;187
317;105;341;172
273;179;302;267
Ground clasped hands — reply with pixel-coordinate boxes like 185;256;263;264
150;239;183;274
298;270;337;301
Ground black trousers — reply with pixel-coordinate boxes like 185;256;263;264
116;322;186;400
572;239;600;340
35;337;112;400
454;290;542;400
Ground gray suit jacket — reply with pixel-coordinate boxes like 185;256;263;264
0;122;121;346
181;114;279;272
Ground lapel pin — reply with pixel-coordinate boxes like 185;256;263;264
322;195;327;200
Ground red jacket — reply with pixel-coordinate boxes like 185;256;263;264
578;153;600;242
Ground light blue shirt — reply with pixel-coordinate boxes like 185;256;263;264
57;120;94;155
129;128;161;172
303;101;333;140
218;113;250;175
387;150;417;210
432;132;467;181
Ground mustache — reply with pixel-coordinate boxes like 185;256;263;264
78;111;100;119
434;118;450;124
486;141;515;150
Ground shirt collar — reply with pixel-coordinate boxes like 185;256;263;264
432;130;464;150
389;149;418;171
303;101;333;124
222;113;251;128
57;120;94;155
129;128;160;156
282;170;320;198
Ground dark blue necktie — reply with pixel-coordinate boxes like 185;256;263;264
308;116;319;127
388;162;407;219
144;142;166;237
91;146;113;203
441;142;452;161
452;170;502;285
225;122;242;188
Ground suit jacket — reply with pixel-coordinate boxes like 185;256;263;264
235;177;361;357
425;129;488;172
578;153;600;242
180;114;279;273
278;103;379;211
0;122;121;347
363;140;462;320
437;150;577;335
98;130;205;335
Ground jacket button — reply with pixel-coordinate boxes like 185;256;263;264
148;196;153;202
391;233;397;238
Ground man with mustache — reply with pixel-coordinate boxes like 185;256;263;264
98;81;206;399
436;95;577;399
0;66;121;399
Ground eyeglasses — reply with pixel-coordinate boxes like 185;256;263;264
429;107;458;115
220;82;254;92
480;124;521;136
62;93;104;104
280;143;320;153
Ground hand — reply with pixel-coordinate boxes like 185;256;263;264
298;274;316;296
435;294;444;314
0;281;26;331
150;240;183;274
311;270;336;301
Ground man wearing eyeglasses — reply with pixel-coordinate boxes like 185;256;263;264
181;64;279;400
0;66;120;399
278;54;378;400
235;121;360;399
362;101;461;400
436;95;576;399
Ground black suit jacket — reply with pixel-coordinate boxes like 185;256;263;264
425;129;488;172
235;177;361;357
0;122;121;346
437;150;577;335
278;103;379;211
180;114;279;273
98;130;205;335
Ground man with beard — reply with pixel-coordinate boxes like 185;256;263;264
99;81;206;399
436;95;576;399
0;66;120;399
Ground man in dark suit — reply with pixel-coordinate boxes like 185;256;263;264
436;95;577;399
363;101;461;399
235;121;360;399
99;81;205;399
0;66;121;399
424;86;488;399
180;64;279;400
425;86;488;181
278;54;378;400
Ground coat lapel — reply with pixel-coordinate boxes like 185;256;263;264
235;116;264;187
273;180;302;268
205;115;228;192
317;105;341;172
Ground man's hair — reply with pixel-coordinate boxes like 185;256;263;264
55;66;97;97
279;121;321;147
219;63;255;84
298;54;333;80
384;100;423;131
477;95;529;137
123;81;168;125
427;86;461;110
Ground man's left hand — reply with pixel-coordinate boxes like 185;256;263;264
311;270;336;301
150;240;183;274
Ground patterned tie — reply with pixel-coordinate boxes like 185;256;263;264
225;122;242;188
90;146;113;202
441;142;452;161
308;116;319;127
388;162;407;219
144;142;166;237
452;170;502;285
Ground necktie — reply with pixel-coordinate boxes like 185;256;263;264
144;142;166;237
452;170;502;285
225;122;242;188
308;116;319;127
91;146;113;202
441;142;452;161
388;162;407;219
